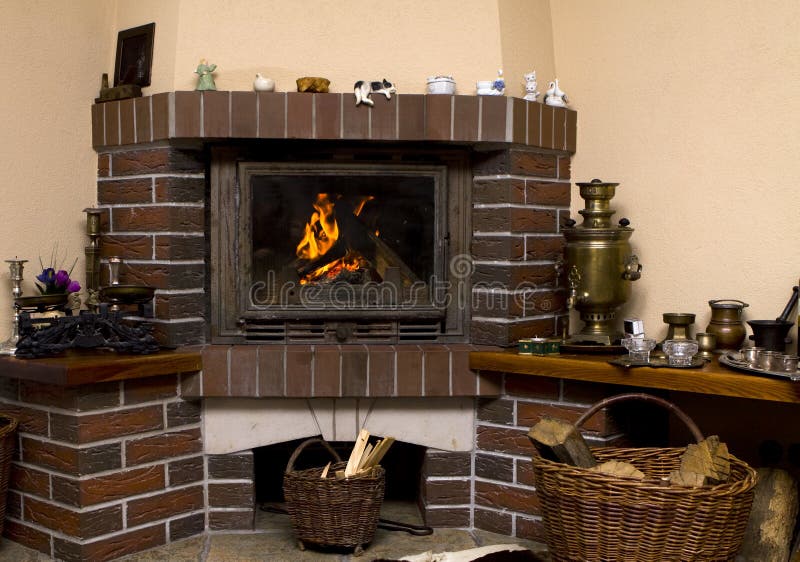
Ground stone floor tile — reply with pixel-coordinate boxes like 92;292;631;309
0;539;51;561
118;535;206;561
471;529;549;557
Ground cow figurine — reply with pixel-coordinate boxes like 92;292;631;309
354;79;397;106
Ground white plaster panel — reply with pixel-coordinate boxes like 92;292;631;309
359;398;475;452
204;397;475;454
204;398;321;454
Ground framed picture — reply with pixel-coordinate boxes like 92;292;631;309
113;23;155;87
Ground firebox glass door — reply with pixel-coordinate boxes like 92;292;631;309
247;167;440;310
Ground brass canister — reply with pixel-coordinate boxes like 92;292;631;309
560;179;642;345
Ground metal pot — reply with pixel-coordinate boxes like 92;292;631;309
705;299;748;351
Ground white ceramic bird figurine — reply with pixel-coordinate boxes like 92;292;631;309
253;73;275;92
544;79;568;107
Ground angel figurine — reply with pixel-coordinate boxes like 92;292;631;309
195;59;217;91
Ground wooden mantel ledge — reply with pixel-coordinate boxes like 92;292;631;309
470;350;800;405
0;348;202;387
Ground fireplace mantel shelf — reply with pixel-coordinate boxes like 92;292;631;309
0;348;201;386
92;90;576;152
470;351;800;404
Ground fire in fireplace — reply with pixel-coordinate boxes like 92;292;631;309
210;144;471;344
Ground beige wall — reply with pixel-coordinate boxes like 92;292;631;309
551;1;800;350
0;1;114;335
116;0;555;97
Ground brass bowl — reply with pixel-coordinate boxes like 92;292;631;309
15;294;69;311
99;285;155;305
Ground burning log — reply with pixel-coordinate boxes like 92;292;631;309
292;193;421;286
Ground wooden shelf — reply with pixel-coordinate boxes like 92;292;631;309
0;348;202;386
470;350;800;404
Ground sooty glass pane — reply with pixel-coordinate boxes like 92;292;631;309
251;173;436;285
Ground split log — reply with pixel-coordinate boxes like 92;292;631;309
334;203;420;284
590;460;644;479
669;435;730;487
320;461;331;479
361;436;395;469
527;417;597;468
740;468;798;562
357;443;374;471
345;428;370;477
667;469;708;488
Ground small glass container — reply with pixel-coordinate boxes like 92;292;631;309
663;339;699;366
780;354;798;373
622;337;656;363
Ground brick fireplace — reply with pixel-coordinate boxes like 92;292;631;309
0;91;601;561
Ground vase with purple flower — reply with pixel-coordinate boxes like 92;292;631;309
16;252;82;313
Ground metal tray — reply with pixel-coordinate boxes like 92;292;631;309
608;355;705;369
719;352;800;381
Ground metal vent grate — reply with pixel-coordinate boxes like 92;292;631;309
243;319;446;343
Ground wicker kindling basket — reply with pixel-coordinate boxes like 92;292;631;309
283;437;385;555
531;393;757;562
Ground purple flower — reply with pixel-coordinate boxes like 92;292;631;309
36;268;55;284
67;280;81;293
55;270;71;288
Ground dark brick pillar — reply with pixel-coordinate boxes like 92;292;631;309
470;149;571;347
97;146;207;346
473;374;635;543
418;449;472;528
206;451;255;530
0;374;204;561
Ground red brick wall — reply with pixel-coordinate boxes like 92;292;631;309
97;146;207;347
470;150;570;346
0;375;206;561
470;374;627;542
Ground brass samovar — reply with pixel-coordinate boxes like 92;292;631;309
559;179;642;345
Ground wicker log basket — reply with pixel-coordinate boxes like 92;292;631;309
283;438;385;556
531;393;757;562
0;414;18;540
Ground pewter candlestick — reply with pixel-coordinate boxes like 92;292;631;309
84;207;102;312
0;258;28;355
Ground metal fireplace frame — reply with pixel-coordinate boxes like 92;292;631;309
210;143;472;344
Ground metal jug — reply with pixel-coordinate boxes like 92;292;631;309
705;299;748;351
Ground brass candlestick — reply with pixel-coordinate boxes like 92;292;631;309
84;208;102;311
0;258;28;355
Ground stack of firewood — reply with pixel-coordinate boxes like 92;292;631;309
527;416;730;486
321;429;395;480
528;416;800;559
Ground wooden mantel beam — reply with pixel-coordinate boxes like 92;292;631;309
469;351;800;405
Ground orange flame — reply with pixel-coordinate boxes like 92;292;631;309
296;193;339;261
296;194;375;284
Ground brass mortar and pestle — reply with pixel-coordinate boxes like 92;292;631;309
747;285;798;352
